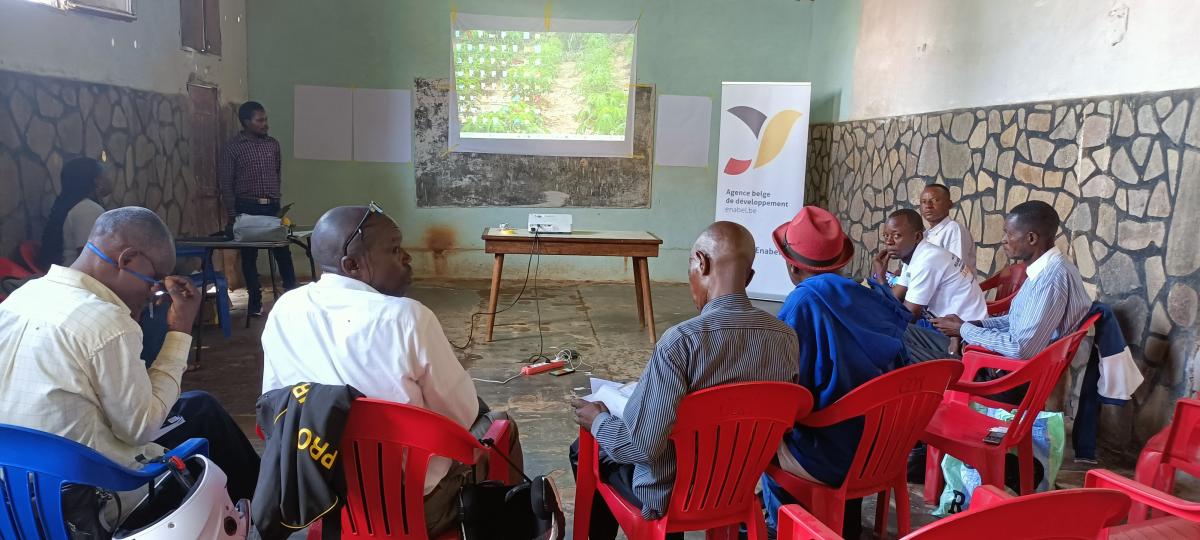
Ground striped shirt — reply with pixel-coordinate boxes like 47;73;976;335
960;248;1091;358
591;293;800;519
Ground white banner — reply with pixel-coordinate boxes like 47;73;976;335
716;82;811;301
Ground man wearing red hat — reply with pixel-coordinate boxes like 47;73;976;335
759;206;912;535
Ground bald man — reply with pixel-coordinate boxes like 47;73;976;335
570;221;800;540
0;207;260;531
261;205;521;536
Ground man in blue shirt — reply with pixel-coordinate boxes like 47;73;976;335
761;206;911;534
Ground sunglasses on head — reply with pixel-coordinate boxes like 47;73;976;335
342;201;386;257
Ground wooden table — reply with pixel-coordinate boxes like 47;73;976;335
482;228;663;342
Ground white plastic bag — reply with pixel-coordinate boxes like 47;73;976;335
232;214;286;242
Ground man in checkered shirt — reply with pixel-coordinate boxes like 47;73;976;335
219;101;298;316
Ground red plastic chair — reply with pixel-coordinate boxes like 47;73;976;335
307;398;515;540
922;314;1099;504
765;360;964;538
573;382;814;539
1084;397;1200;539
979;262;1027;316
777;485;1129;539
0;257;33;301
18;240;43;274
1126;393;1200;522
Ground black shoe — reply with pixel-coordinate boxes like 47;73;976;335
248;306;263;318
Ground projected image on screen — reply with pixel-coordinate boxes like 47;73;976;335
452;28;635;141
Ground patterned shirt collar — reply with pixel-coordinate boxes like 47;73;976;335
701;292;754;314
1025;247;1063;281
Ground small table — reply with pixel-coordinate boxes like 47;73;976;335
481;228;663;342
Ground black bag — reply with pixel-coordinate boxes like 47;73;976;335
458;438;565;540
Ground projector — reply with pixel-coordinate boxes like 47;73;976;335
528;213;573;234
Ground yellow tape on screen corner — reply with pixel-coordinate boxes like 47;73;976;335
544;0;552;30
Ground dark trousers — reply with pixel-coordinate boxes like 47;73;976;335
155;391;262;502
569;439;684;540
1072;348;1102;460
234;199;296;311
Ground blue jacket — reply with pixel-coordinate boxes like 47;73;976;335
778;273;910;486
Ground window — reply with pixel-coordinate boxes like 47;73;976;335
180;0;221;55
26;0;136;19
450;14;637;157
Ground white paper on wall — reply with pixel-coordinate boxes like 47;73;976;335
353;88;413;163
654;95;713;167
293;85;353;161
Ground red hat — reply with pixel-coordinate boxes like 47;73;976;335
772;206;855;272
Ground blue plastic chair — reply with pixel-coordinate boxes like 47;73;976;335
176;246;232;338
0;424;208;539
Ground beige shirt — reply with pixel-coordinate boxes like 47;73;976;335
0;266;191;466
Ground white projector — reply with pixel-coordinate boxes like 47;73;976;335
528;213;573;234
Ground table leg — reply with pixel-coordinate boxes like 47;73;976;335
633;259;646;327
290;236;317;281
485;253;505;342
268;249;280;308
194;249;214;365
635;257;656;342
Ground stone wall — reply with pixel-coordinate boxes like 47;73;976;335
0;69;230;260
805;88;1200;458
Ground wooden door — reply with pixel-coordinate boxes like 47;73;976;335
187;83;221;235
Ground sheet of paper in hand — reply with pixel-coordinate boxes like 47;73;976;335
583;378;639;418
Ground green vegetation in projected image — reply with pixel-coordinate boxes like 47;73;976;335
453;29;635;140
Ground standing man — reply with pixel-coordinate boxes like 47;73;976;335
219;101;297;316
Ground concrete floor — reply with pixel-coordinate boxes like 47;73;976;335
183;277;1153;539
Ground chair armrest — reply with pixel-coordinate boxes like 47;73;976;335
136;438;210;478
777;504;841;539
1086;470;1200;521
952;350;1030;395
969;485;1014;510
481;418;514;483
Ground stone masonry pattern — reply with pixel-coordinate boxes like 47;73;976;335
0;69;229;260
805;90;1200;457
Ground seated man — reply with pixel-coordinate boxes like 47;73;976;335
926;200;1091;362
761;206;912;534
918;183;977;274
261;205;521;537
0;207;260;533
874;208;987;323
569;222;800;540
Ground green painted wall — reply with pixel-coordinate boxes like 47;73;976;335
247;0;861;282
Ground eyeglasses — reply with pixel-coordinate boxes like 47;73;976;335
85;242;166;315
342;201;385;257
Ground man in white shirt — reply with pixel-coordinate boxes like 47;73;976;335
262;205;522;536
873;208;988;324
919;184;977;275
0;207;260;531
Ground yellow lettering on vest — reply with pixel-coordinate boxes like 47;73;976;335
291;383;311;404
309;437;329;461
321;449;338;470
296;428;313;450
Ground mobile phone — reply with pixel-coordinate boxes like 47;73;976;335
550;368;576;376
982;429;1005;445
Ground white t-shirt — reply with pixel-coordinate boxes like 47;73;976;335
261;273;479;494
924;217;977;276
62;199;105;265
897;241;988;321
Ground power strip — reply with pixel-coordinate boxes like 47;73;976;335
521;359;567;376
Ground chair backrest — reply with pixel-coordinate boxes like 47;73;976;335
1163;398;1200;480
335;398;485;539
664;382;813;530
900;488;1128;539
0;424;176;539
18;241;42;274
802;361;964;496
980;262;1027;300
0;258;33;280
1001;313;1099;447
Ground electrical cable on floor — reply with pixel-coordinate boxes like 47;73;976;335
450;230;541;350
